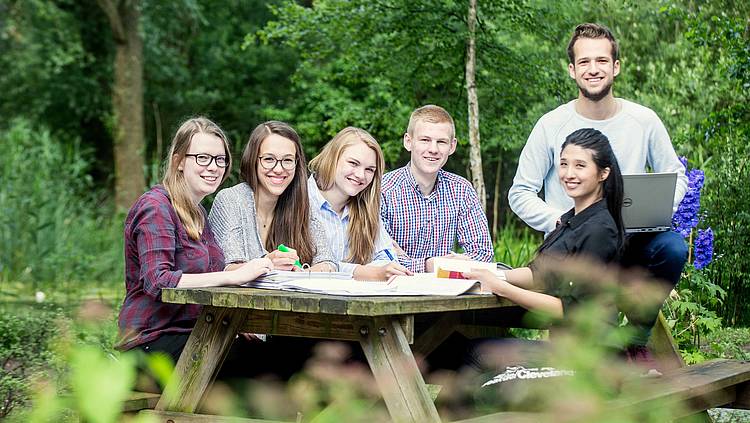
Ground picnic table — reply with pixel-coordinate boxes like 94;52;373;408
151;286;518;422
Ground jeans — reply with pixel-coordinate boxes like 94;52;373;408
620;230;688;345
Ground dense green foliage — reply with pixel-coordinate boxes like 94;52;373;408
686;11;750;326
0;120;122;290
1;0;749;418
0;309;62;418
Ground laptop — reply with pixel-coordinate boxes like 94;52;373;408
622;172;677;233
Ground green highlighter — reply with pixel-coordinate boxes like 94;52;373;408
277;244;303;269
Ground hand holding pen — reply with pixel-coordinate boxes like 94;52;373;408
266;244;303;271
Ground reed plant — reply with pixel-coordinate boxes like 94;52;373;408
0;119;122;298
493;220;542;268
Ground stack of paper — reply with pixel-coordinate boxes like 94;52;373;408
243;273;490;297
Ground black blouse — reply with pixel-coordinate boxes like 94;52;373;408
528;199;620;314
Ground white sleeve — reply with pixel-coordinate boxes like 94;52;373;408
508;120;566;233
646;116;688;211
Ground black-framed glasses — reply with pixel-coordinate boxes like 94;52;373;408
258;155;297;171
185;154;229;168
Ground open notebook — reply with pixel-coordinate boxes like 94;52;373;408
242;271;489;296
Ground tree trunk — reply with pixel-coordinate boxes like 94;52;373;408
98;0;145;210
492;157;501;241
465;0;486;212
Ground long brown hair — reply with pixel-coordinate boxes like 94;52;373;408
240;121;316;264
163;117;232;240
309;127;385;264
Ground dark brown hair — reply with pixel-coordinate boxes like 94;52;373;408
567;23;619;64
240;121;316;264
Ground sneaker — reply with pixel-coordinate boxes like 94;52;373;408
624;345;662;377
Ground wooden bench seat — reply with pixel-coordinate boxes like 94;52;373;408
456;359;750;422
139;409;291;422
122;391;161;413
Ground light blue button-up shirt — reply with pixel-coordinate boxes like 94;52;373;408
307;176;397;276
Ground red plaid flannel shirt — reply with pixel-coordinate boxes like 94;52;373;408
116;185;225;350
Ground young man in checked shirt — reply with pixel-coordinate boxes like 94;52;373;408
380;104;494;273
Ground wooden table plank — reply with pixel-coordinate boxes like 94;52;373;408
162;287;512;316
237;309;414;342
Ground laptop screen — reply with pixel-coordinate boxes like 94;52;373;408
621;173;677;233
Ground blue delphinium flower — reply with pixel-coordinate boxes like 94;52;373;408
693;228;714;270
673;157;705;237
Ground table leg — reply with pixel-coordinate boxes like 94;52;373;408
358;317;441;423
155;306;248;413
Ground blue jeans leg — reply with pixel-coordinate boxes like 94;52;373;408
621;231;688;345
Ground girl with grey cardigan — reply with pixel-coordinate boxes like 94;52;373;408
209;121;336;271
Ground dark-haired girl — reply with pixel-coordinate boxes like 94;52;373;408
209;121;336;271
466;127;624;320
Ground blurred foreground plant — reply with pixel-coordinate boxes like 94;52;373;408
470;257;691;422
2;300;154;423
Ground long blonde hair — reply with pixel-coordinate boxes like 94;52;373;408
240;121;317;265
163;117;232;240
309;127;385;264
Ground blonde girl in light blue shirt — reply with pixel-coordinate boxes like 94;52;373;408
308;127;412;280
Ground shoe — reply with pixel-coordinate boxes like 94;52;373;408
624;345;662;377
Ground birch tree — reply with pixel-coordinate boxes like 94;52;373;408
465;0;486;211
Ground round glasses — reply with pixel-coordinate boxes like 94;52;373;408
259;155;297;171
185;153;228;168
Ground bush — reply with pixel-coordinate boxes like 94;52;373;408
0;119;123;293
0;309;63;418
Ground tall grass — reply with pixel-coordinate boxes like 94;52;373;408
493;219;542;268
0;119;122;298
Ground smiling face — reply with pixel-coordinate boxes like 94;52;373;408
180;132;227;203
331;140;377;201
568;37;620;102
255;133;297;200
404;120;456;180
559;144;609;210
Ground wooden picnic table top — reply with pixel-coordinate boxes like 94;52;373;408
162;286;514;316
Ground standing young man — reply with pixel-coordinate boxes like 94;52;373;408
381;104;494;273
508;23;688;364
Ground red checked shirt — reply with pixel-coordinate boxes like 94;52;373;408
380;165;494;272
116;185;225;351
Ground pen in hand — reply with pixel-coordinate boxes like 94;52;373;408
384;249;396;261
277;244;303;269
